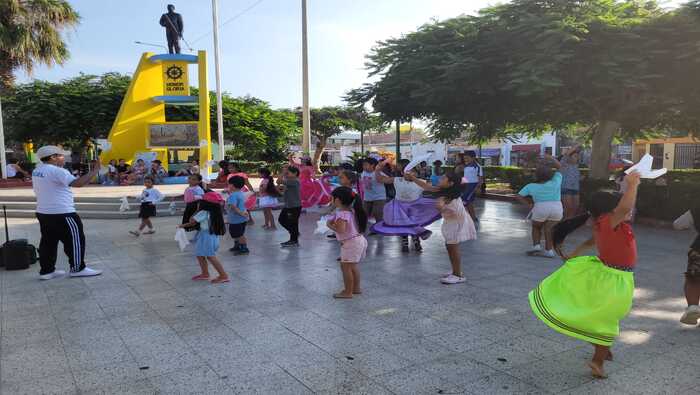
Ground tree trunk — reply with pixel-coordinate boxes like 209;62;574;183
589;120;619;180
312;137;326;174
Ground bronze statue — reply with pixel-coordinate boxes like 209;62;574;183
159;4;184;54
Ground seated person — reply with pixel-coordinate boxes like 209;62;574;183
116;158;131;183
175;160;200;176
5;158;30;180
148;160;168;184
125;159;146;185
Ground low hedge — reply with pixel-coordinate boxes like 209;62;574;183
483;166;700;221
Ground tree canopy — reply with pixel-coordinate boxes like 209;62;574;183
0;0;79;89
349;0;700;178
1;73;300;161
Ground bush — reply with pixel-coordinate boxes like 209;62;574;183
484;166;700;221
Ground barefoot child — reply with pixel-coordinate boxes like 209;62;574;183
227;176;250;255
178;192;230;284
673;206;700;325
258;167;280;230
406;171;477;284
529;171;641;379
182;174;205;231
327;186;368;298
130;176;164;236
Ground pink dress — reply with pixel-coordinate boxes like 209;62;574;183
297;165;331;208
333;210;368;263
440;198;477;245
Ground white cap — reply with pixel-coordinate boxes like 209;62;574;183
36;145;69;160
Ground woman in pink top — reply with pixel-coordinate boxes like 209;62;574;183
326;187;368;299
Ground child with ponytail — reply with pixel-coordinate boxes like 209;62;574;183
258;167;281;230
529;171;641;379
406;171;477;284
326;186;368;299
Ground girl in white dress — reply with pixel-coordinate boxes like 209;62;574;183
406;171;477;284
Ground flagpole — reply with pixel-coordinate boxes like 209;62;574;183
301;0;311;154
212;0;225;162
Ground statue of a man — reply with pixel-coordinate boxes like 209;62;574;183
159;4;184;54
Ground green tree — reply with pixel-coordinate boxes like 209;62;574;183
0;0;79;88
2;73;130;147
297;106;358;170
351;0;700;178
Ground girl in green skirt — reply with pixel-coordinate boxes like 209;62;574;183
529;171;641;379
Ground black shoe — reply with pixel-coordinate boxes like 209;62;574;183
281;241;299;248
419;230;432;241
234;248;250;255
229;245;240;252
326;234;337;239
401;245;410;253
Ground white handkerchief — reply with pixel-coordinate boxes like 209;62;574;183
625;154;667;179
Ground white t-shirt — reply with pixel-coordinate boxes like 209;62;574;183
393;177;423;202
6;164;17;178
140;187;164;204
463;162;483;184
32;163;77;214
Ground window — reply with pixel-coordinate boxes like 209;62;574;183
674;144;700;169
649;144;664;169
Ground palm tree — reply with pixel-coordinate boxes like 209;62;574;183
0;0;80;88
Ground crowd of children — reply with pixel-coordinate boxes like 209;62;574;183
127;152;696;381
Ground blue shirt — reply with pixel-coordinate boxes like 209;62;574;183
227;191;248;224
361;171;386;201
518;172;562;203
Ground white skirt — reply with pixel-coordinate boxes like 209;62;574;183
259;196;279;208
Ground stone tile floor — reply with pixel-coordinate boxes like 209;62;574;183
1;200;698;394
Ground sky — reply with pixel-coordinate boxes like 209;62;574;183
18;0;685;110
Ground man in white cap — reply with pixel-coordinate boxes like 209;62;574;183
32;146;102;280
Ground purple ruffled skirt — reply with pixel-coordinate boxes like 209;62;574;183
371;197;441;237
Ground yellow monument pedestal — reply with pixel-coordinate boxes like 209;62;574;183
101;51;212;177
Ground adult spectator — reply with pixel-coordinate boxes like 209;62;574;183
6;158;30;180
560;145;582;219
461;151;483;226
116;158;131;184
32;146;103;280
148;159;167;184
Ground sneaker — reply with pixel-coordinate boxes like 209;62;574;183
419;230;432;241
538;250;556;259
326;234;337;239
69;267;102;278
142;229;155;235
441;274;466;285
39;270;65;281
280;241;299;248
234;248;250;256
129;230;140;237
680;305;700;325
526;244;542;255
229;245;241;252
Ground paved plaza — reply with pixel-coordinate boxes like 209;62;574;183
0;199;698;394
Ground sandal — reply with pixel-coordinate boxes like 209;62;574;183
191;274;210;281
333;293;353;299
211;277;230;284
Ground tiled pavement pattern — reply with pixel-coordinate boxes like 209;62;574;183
1;200;699;394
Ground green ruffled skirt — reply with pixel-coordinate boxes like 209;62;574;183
528;256;634;346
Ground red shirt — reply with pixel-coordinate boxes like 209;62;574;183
594;214;637;269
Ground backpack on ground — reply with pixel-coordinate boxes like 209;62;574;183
1;205;37;270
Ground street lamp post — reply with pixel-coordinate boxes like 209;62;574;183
301;0;311;154
212;0;225;164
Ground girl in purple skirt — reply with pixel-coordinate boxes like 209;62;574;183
372;159;441;252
